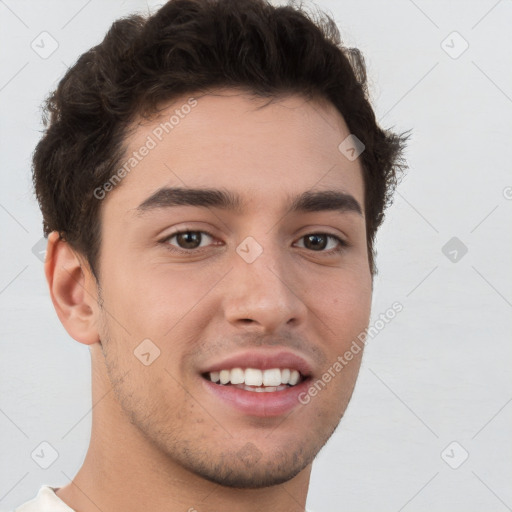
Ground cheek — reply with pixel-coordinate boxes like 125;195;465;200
309;267;372;343
308;275;370;410
102;256;221;338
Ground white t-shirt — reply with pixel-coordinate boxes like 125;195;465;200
11;486;74;512
11;486;316;511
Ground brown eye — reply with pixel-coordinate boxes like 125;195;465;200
164;230;215;251
296;233;346;253
175;231;202;249
304;234;328;250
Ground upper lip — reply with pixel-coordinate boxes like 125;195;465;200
199;349;314;378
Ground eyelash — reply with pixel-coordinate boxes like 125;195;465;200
160;230;348;256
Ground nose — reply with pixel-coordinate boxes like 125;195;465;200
221;238;308;333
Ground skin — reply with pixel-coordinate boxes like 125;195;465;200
46;88;372;512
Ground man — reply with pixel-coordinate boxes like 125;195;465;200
13;0;406;510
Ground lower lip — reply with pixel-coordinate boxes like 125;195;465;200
201;376;311;417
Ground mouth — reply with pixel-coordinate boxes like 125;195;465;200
201;367;307;392
201;368;311;417
199;351;314;417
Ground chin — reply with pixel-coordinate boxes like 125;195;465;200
193;453;311;489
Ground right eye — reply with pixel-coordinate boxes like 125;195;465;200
161;230;218;253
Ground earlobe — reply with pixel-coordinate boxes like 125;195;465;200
45;231;100;345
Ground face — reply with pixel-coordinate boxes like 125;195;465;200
93;89;372;488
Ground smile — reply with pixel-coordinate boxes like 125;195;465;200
204;367;303;392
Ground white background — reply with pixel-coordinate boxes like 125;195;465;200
1;1;511;511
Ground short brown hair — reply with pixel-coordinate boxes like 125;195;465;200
32;0;407;278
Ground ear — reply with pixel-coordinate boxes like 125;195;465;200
44;231;100;345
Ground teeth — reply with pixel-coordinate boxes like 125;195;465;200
289;370;300;386
233;384;289;392
263;368;281;386
207;368;303;387
230;367;245;385
245;368;263;386
219;369;230;385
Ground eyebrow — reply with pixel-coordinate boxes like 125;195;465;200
134;187;362;217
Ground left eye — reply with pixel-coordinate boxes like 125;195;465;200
294;233;345;252
162;230;345;254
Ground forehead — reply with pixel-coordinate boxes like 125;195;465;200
104;89;364;214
